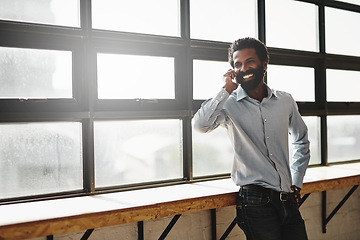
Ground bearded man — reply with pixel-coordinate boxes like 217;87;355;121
192;37;310;240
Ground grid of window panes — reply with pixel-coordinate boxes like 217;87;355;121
0;0;359;202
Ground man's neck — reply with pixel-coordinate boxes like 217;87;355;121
246;82;267;102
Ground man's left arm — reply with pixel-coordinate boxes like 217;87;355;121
288;98;311;192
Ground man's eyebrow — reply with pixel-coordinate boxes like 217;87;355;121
246;57;256;61
234;57;256;65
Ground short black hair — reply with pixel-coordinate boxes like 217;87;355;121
228;37;269;68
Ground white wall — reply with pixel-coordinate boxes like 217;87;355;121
32;187;360;240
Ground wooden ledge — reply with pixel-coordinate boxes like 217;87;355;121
0;162;359;240
301;162;360;194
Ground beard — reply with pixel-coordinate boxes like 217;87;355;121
235;66;265;91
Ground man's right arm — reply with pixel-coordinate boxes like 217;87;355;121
192;88;230;133
192;70;238;133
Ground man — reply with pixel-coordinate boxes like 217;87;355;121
192;37;310;240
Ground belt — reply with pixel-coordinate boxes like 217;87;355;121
240;184;294;202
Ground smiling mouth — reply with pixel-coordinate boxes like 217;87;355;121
243;73;254;81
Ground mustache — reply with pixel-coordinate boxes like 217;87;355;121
235;68;266;83
235;69;257;83
237;69;256;78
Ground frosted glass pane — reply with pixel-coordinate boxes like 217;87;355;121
94;119;183;187
328;116;360;163
192;127;233;177
0;47;72;99
92;0;180;37
193;60;230;100
266;0;318;52
327;69;360;102
97;54;175;99
0;0;80;27
267;65;315;102
326;7;360;56
190;0;257;42
0;122;83;199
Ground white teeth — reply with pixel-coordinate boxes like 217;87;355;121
243;74;253;79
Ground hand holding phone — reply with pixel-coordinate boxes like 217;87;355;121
222;69;238;94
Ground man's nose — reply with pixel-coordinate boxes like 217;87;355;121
240;65;247;73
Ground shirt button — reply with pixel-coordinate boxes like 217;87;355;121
266;136;270;139
264;118;267;122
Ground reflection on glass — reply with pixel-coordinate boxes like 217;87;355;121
193;60;230;100
0;47;72;99
0;122;83;199
266;0;318;52
327;69;360;102
92;0;180;37
190;0;257;42
192;127;233;177
289;116;320;165
97;54;175;99
328;116;360;163
326;7;360;56
94;119;183;187
0;0;80;27
267;65;315;102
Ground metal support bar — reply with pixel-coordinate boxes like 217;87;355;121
322;191;327;233
46;235;53;240
138;221;144;240
220;217;237;240
322;185;359;233
210;209;217;240
80;229;94;240
299;193;311;207
158;214;181;240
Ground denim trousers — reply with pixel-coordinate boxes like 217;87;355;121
236;187;308;240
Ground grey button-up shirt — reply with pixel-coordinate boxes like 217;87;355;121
192;85;310;192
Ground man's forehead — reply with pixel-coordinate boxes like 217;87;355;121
233;48;258;61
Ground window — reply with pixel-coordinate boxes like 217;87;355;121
192;128;233;177
190;0;257;42
97;54;175;99
94;119;183;188
0;0;359;203
266;0;318;52
0;122;82;199
328;116;360;163
193;60;230;100
266;65;315;102
92;0;180;37
325;7;360;56
0;0;80;27
327;69;360;102
0;47;72;99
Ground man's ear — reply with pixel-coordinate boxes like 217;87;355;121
263;61;268;71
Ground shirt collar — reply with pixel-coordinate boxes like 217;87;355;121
235;84;278;102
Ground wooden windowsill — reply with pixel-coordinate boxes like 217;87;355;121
0;162;359;240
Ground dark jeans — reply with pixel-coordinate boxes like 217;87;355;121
236;187;308;240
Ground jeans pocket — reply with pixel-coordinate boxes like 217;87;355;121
242;190;270;207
